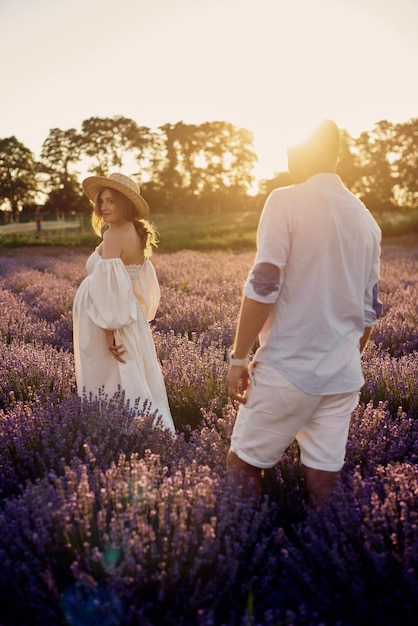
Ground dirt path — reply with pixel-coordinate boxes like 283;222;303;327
0;245;91;261
0;220;79;235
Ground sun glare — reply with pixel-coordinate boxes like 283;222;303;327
1;0;417;188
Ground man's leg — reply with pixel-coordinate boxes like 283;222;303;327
227;449;263;496
303;466;340;509
298;390;359;509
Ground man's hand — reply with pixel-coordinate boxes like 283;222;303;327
227;364;250;404
227;297;273;403
105;330;126;363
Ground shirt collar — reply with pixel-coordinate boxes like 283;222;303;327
304;173;341;188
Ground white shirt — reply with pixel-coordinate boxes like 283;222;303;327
244;173;382;394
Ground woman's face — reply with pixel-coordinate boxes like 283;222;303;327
98;188;126;226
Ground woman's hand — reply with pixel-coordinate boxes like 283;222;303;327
105;330;126;363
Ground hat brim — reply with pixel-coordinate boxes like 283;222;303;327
82;176;149;219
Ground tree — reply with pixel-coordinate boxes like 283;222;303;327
42;179;90;220
192;121;257;198
39;128;86;219
153;121;258;212
390;118;418;207
147;122;190;211
336;129;363;194
80;116;150;176
40;128;82;182
353;121;398;212
0;136;37;221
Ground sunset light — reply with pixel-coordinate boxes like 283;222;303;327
1;0;417;179
1;2;418;623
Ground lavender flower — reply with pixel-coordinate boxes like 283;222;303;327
1;246;418;625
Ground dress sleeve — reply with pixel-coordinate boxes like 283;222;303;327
132;259;161;321
86;258;137;329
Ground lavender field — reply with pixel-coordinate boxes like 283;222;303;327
1;245;418;626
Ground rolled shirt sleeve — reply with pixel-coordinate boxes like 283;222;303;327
364;281;383;327
364;242;383;327
244;189;290;303
244;262;281;303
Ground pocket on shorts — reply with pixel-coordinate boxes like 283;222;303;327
242;361;259;408
248;360;258;386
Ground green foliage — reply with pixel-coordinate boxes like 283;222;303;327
0;136;37;220
80;115;144;175
0;227;98;249
337;119;418;210
155;210;260;252
2;117;418;231
376;208;418;240
0;210;260;252
2;208;418;252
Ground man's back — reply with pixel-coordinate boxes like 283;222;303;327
254;173;381;394
227;119;383;506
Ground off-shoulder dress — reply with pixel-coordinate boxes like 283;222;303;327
73;249;175;434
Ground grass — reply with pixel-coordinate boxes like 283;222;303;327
0;210;261;253
377;208;418;244
0;207;417;252
153;210;260;252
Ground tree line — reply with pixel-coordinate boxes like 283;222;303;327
0;116;417;222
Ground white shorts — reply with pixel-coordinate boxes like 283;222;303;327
231;361;359;472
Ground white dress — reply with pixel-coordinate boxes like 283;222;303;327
73;249;175;434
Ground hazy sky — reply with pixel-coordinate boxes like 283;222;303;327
1;0;417;178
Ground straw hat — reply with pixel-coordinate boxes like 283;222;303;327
82;173;149;219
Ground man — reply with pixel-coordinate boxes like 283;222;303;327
227;119;382;508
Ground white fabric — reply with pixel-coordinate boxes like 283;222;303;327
245;262;281;303
73;249;175;434
244;173;382;395
231;361;358;471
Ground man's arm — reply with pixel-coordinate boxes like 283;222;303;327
228;296;274;403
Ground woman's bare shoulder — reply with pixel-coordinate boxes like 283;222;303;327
103;228;120;241
102;228;124;258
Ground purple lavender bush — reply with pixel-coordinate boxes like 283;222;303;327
0;247;418;625
370;248;418;356
0;392;179;500
0;341;75;409
361;347;418;416
155;331;231;428
0;256;83;351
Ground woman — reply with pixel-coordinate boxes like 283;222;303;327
73;172;175;434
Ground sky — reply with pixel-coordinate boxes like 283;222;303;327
1;0;417;180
